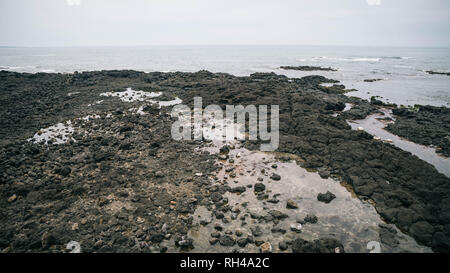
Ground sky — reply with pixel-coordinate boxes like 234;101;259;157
0;0;449;47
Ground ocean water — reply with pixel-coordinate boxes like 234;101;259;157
0;45;449;107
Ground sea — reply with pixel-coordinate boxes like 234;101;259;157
0;45;449;107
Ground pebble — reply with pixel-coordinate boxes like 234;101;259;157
7;194;17;203
317;191;336;203
260;242;272;253
304;214;318;224
270;173;281;181
237;238;248;247
254;183;266;192
219;235;236;246
286;199;298;209
290;223;302;233
71;223;79;231
279;241;288;251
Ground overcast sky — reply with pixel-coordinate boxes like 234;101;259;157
0;0;449;47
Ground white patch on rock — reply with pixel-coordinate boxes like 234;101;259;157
87;100;103;107
100;88;162;102
28;121;75;145
156;97;183;107
80;114;101;121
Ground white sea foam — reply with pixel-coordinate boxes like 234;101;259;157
311;56;380;62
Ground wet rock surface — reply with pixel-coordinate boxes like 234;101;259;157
386;105;450;157
0;70;449;253
317;191;336;204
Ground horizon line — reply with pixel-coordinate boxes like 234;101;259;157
1;44;449;49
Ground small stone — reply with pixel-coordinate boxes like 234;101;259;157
60;166;71;176
94;240;103;248
229;186;246;193
177;237;194;248
71;223;79;231
237;238;248;247
225;167;234;172
317;191;336;204
219;235;236;246
270;173;281;181
150;234;165;243
8;194;17;203
250;225;263;237
220;145;230;154
318;170;330;179
260;242;272;253
209;238;219;245
215;212;225;219
304;214;318;224
268;210;288;219
271;227;286;234
290;223;302;233
211;232;221;238
271;164;277;169
254;183;266;192
155;171;164;178
279;241;288;251
255;240;264;246
286;199;298;209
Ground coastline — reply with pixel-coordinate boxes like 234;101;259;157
0;69;449;253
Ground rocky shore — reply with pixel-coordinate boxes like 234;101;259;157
0;70;449;253
386;106;450;157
